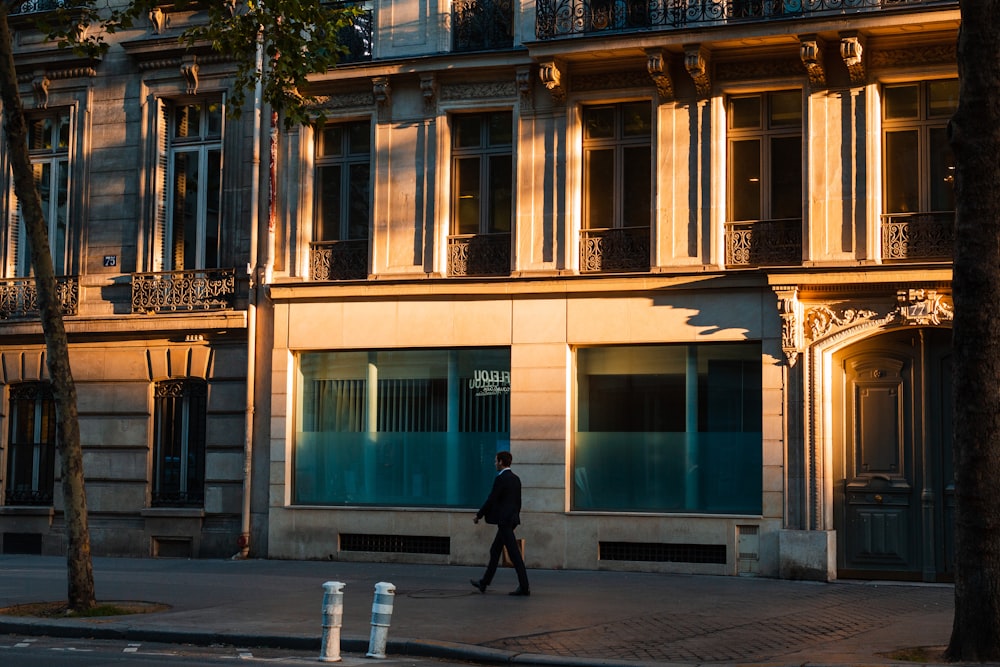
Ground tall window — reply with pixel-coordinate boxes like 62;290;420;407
295;348;511;507
727;90;802;224
152;379;207;507
580;102;651;272
582;102;651;230
155;98;224;271
6;111;71;277
316;120;371;242
882;80;957;216
452;112;513;236
4;382;56;506
574;344;762;514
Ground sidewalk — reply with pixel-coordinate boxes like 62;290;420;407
0;555;957;667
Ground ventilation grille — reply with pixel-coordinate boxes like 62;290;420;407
340;533;450;555
599;541;727;564
3;532;42;555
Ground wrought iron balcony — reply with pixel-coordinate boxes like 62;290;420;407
881;211;954;261
453;0;514;52
448;233;512;276
10;0;65;15
310;239;369;280
580;227;650;273
0;275;78;320
725;219;802;267
536;0;953;38
131;268;237;313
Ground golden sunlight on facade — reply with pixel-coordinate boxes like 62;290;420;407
0;0;958;582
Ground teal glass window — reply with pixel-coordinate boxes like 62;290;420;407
294;348;510;507
574;343;762;514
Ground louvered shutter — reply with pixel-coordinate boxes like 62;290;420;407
152;99;170;272
6;186;22;278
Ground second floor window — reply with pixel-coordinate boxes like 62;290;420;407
155;98;224;272
882;80;957;216
727;90;802;224
451;112;513;236
582;102;652;230
316;120;371;242
4;381;56;506
152;379;207;507
6;112;71;277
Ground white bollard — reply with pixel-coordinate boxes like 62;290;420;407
319;581;345;662
365;581;396;659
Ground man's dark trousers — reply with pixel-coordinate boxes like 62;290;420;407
482;521;529;591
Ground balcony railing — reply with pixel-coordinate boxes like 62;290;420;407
881;211;954;261
0;276;78;319
725;219;802;267
131;268;237;313
448;233;511;276
581;227;650;273
453;0;514;52
536;0;952;38
10;0;65;14
311;240;369;280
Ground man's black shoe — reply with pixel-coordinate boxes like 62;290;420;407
470;578;486;593
509;587;530;596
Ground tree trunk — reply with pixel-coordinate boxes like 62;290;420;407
946;0;1000;660
0;5;95;611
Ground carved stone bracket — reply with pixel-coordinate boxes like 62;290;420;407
420;73;437;115
149;7;166;34
774;286;804;366
683;44;711;99
799;36;826;89
646;49;674;102
181;56;199;95
539;61;565;105
896;289;953;325
516;66;533;110
32;73;50;109
840;33;866;86
373;76;392;122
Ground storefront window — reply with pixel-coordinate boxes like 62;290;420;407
294;348;510;507
574;343;762;514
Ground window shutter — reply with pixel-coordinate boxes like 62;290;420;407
6;186;23;278
152;99;170;272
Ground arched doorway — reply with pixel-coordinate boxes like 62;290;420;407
832;327;953;581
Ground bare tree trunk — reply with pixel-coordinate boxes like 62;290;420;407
946;0;1000;660
0;6;94;611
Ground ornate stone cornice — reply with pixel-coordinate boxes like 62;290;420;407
799;35;826;89
684;44;711;98
646;49;674;102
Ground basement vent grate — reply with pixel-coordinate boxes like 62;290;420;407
2;532;42;555
340;533;450;555
599;540;727;564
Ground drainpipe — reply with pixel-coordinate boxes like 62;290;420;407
236;33;266;560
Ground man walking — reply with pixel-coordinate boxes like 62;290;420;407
471;451;530;596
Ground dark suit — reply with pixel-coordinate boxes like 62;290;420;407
476;468;529;591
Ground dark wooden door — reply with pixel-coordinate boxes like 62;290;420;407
834;328;953;581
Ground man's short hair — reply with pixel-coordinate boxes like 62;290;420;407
496;451;513;467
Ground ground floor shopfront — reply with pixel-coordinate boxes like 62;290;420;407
266;272;954;581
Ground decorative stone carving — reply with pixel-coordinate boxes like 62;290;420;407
373;76;391;122
440;81;516;101
308;92;375;111
149;7;166;34
805;305;878;341
646;49;674;102
715;58;804;82
774;286;803;365
181;57;199;95
684;45;711;98
896;289;953;326
572;71;649;92
870;44;956;70
516;66;533;109
840;33;865;86
539;61;565;104
799;36;826;89
32;74;50;109
420;74;437;115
